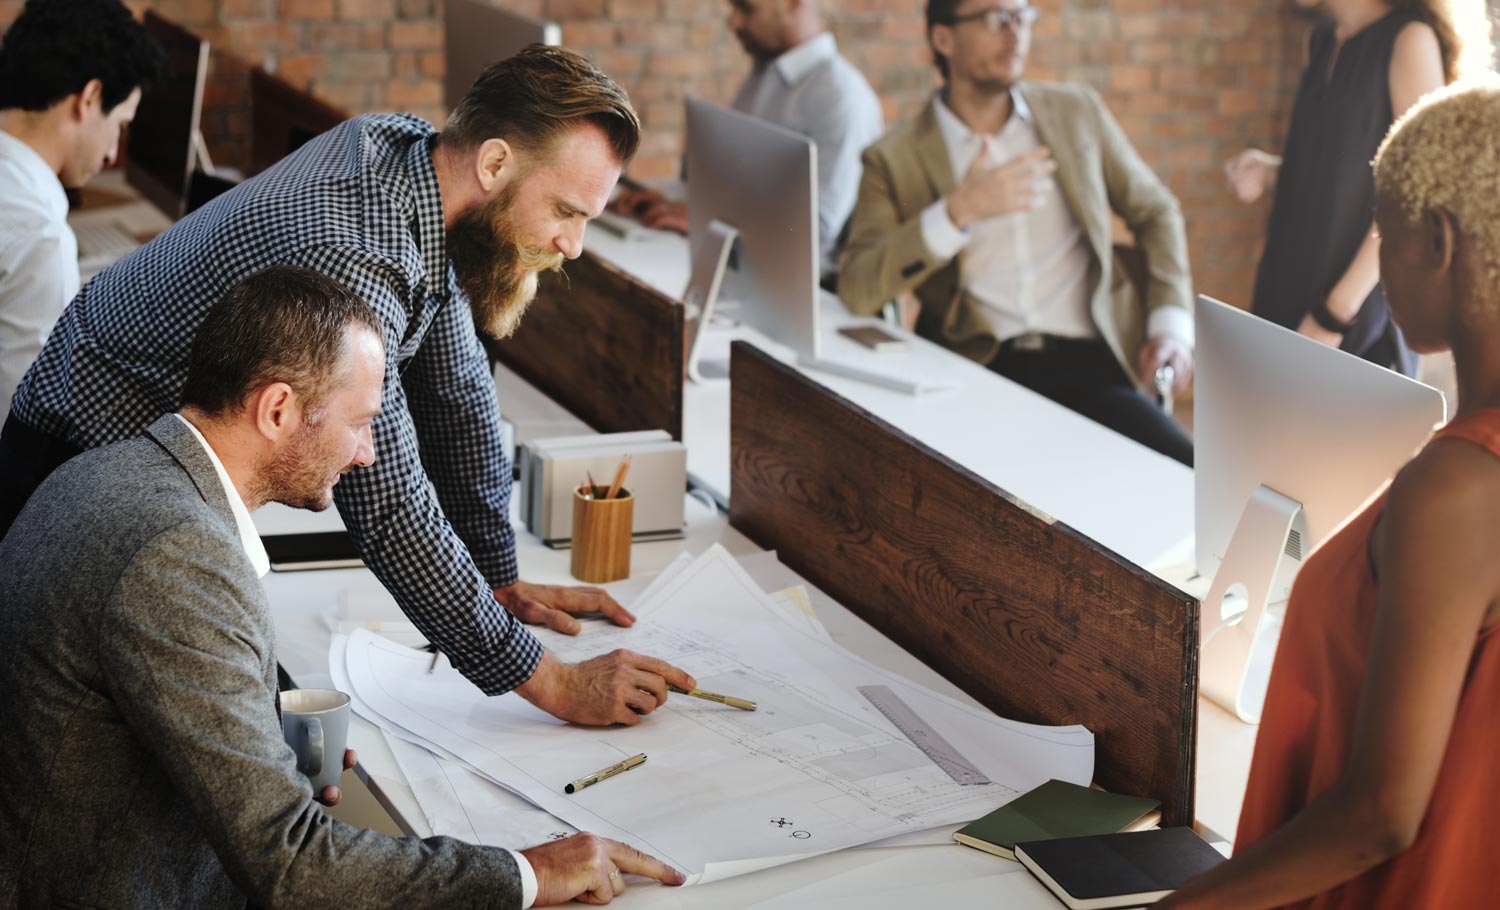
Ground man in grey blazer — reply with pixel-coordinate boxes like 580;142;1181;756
838;0;1195;466
0;266;683;908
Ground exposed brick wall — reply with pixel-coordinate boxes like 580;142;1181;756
7;1;1491;305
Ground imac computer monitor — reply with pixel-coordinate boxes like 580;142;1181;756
684;98;819;369
1194;295;1445;722
125;11;208;220
444;0;561;112
249;66;350;176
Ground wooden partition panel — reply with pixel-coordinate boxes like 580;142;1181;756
728;343;1200;824
492;251;684;439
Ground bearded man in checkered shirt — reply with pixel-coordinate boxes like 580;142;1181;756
0;45;697;726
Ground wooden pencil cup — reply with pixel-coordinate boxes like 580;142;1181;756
570;486;632;583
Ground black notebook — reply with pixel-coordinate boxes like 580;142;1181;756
953;780;1160;860
262;531;364;572
1014;827;1225;909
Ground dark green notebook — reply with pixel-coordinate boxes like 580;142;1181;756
953;779;1161;860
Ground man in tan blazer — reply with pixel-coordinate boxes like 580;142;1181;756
839;0;1194;465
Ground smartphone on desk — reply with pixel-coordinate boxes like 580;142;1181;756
837;324;907;353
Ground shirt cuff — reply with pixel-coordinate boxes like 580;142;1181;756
1147;305;1194;348
919;199;969;262
508;849;539;909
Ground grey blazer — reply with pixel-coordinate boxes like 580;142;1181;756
0;415;521;909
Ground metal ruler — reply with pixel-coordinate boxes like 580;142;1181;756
858;685;990;786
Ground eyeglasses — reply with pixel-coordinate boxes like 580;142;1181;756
942;5;1040;33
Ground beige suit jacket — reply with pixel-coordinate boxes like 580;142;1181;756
837;82;1192;384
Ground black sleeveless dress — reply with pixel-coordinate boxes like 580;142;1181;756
1251;11;1417;375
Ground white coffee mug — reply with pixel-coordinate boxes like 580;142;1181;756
279;688;351;794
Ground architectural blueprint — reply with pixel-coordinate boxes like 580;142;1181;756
338;546;1093;883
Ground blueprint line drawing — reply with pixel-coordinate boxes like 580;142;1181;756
337;545;1093;883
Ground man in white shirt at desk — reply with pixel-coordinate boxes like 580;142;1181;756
838;0;1195;465
612;0;884;277
0;0;162;423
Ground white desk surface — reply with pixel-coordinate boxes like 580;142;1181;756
261;495;1249;909
260;497;1063;908
259;362;1254;909
580;229;1197;579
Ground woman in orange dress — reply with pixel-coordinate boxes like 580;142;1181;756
1157;79;1500;909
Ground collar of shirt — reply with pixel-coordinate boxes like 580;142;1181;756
174;414;271;578
406;134;450;303
932;87;1033;154
771;31;839;86
0;128;68;223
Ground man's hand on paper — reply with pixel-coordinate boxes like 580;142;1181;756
516;650;697;726
495;581;635;635
522;832;686;905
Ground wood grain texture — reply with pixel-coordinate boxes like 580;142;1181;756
727;342;1200;825
570;488;633;583
491;250;684;440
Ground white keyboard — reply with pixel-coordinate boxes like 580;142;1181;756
800;355;961;396
73;219;140;270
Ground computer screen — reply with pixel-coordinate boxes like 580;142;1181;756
1194;295;1445;720
685;98;820;361
125;10;208;220
443;0;561;113
249;66;350;177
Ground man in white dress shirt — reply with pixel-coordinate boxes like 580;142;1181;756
838;0;1194;465
0;0;163;423
612;0;884;277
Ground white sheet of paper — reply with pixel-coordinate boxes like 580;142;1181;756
340;546;1092;884
384;731;577;848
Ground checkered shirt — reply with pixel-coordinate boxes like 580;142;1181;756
13;114;542;696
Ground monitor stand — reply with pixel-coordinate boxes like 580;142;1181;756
683;219;738;384
1199;484;1306;724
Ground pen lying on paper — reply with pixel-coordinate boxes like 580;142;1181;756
424;644;440;673
565;753;647;794
668;684;757;711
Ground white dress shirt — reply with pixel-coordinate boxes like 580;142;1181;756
918;92;1191;346
174;413;542;907
174;414;271;579
919;92;1097;343
733;32;885;274
0;128;79;424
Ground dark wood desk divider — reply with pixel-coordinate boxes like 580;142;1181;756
492;250;684;439
727;342;1200;825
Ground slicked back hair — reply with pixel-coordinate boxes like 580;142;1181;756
926;0;966;81
179;266;382;420
439;44;640;166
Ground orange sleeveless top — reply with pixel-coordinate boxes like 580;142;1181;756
1234;409;1500;908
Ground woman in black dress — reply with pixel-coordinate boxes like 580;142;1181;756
1225;0;1460;375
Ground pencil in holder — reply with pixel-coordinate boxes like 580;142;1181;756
570;486;632;583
